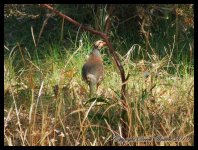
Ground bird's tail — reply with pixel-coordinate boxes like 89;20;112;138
89;82;96;96
87;74;97;96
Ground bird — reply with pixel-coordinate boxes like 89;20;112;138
82;40;107;96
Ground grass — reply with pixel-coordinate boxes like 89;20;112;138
4;6;194;146
4;42;194;146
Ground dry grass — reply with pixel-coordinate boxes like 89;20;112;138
4;43;194;146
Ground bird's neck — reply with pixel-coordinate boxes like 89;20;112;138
92;49;101;57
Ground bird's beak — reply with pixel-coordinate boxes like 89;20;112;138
102;41;107;46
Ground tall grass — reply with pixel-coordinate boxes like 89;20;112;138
4;4;194;146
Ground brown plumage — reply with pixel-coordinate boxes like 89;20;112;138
82;40;106;95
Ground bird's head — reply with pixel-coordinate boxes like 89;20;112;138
93;40;107;50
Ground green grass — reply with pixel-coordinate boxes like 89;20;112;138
4;6;194;146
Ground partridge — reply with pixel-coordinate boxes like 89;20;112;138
82;40;107;96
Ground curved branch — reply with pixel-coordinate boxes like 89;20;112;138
40;4;106;37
